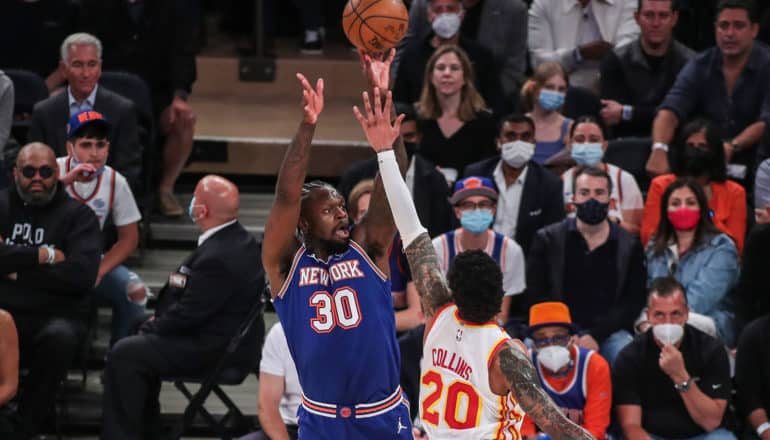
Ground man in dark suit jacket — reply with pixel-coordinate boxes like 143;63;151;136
101;175;264;440
338;104;454;237
464;114;565;255
28;33;142;191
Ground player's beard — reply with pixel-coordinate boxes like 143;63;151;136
318;236;350;257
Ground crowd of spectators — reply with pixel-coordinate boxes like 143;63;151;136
2;0;770;439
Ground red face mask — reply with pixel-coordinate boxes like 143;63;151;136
667;207;700;231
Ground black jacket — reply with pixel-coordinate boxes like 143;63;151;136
463;158;565;255
142;221;263;366
338;155;455;238
0;183;101;316
526;219;646;342
28;86;142;191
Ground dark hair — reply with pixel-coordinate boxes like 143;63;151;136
301;180;340;210
69;123;109;142
675;118;727;182
569;115;608;140
573;165;613;194
498;113;535;135
394;102;417;124
637;0;677;12
651;178;720;255
717;0;757;23
647;276;688;306
448;250;503;324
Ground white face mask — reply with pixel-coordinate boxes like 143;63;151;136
652;323;684;345
537;345;571;372
501;140;535;168
432;13;461;39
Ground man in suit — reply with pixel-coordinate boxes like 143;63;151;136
337;103;454;238
464;113;565;255
101;174;264;440
28;33;142;192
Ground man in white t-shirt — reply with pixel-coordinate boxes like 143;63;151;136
59;110;147;345
432;176;526;326
238;322;301;440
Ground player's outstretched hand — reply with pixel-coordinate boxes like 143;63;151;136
353;87;404;153
358;48;396;95
297;73;324;125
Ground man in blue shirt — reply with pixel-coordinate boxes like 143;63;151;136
646;0;770;183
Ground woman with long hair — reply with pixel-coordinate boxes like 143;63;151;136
561;115;644;234
416;44;497;183
640;118;747;254
646;178;739;346
520;61;572;164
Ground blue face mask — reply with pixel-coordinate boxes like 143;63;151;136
571;143;604;166
70;152;106;177
538;89;565;111
460;209;494;234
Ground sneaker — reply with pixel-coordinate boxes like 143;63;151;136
157;191;183;217
301;29;323;55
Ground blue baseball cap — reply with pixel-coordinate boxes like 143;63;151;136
66;110;111;140
449;176;498;205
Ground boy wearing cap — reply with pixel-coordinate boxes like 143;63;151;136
432;176;526;326
522;302;612;440
59;110;147;345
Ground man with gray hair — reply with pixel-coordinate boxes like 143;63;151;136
0;142;101;437
28;32;142;191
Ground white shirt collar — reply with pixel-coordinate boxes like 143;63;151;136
564;0;613;14
197;219;237;246
493;160;528;188
68;84;98;109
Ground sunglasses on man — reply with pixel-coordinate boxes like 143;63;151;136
20;165;55;179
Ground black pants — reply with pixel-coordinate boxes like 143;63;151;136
13;313;84;437
100;333;217;440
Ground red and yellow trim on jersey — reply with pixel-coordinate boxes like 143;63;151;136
487;336;512;370
425;302;455;336
453;308;500;329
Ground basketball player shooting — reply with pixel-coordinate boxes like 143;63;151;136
353;86;595;440
262;51;413;439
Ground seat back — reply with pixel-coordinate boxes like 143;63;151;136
3;69;48;145
604;137;652;193
563;86;601;120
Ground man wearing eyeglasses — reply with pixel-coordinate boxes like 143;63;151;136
520;301;612;440
0;142;101;437
432;176;526;326
646;0;770;185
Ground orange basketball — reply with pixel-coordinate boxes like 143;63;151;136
342;0;409;52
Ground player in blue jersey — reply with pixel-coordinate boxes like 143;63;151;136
262;51;412;439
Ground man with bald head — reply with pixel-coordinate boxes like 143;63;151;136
0;142;101;437
101;174;264;440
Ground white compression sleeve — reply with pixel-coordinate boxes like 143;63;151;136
377;149;427;248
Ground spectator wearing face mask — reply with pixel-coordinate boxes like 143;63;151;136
463;113;565;256
614;277;733;440
641;118;747;254
562;116;644;235
520;62;574;165
392;0;504;114
432;176;526;326
645;178;739;347
521;301;611;440
527;166;646;365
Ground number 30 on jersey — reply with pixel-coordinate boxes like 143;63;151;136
309;287;362;333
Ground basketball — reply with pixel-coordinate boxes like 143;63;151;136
342;0;409;52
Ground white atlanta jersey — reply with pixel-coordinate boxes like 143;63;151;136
420;303;525;439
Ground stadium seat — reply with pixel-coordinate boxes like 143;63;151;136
563;86;601;120
162;284;267;440
3;69;48;144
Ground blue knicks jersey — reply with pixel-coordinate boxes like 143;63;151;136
531;346;591;425
274;240;401;405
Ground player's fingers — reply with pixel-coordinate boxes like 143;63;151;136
373;87;383;119
393;113;406;132
352;105;366;126
362;91;374;121
296;73;310;90
386;48;396;65
316;78;324;99
383;90;393;119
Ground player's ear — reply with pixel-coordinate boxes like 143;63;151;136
298;217;310;235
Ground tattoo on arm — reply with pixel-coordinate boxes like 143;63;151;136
498;346;594;440
404;234;452;317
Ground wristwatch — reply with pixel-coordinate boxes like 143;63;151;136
674;376;698;392
653;142;669;152
757;422;770;437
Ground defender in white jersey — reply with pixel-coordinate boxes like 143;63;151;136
59;110;148;345
354;87;595;440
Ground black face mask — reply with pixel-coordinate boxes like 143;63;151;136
682;147;714;178
404;142;418;160
574;198;609;225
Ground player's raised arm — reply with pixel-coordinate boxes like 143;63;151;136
496;343;594;440
263;74;324;297
354;87;452;320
